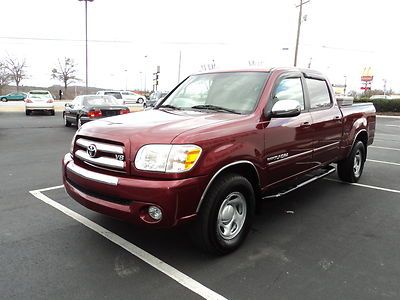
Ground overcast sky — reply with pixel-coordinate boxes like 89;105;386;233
1;0;400;93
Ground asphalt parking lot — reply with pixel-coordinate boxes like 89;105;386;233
1;111;399;299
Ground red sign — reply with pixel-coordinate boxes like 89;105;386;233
361;87;371;90
361;76;373;82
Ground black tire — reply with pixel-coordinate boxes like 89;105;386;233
1;97;7;102
50;109;55;116
337;141;366;183
25;110;31;116
137;98;144;104
77;116;82;129
193;173;255;255
64;113;71;127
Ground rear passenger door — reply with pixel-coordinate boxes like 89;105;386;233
304;76;343;165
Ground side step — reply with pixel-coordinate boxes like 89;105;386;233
262;165;336;199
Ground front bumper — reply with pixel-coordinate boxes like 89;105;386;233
62;154;208;227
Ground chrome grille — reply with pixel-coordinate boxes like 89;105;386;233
75;138;126;173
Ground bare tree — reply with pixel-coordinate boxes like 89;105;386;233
4;57;27;91
51;57;79;92
0;61;12;95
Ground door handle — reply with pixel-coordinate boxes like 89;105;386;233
300;121;311;127
333;115;341;121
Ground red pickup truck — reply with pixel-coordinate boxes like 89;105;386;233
62;68;376;254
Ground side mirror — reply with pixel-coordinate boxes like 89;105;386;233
270;100;301;118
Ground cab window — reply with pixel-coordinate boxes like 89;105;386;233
306;78;332;109
272;78;305;110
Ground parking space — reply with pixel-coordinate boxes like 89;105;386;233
1;112;399;299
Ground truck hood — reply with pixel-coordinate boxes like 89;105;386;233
79;109;242;144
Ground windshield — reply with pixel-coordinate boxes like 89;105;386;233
160;72;268;114
29;91;52;98
83;95;123;106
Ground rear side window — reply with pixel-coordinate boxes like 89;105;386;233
272;78;305;110
104;92;122;99
306;78;332;109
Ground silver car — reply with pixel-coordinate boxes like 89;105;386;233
25;90;55;115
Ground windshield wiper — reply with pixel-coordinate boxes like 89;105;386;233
190;104;241;114
159;104;182;110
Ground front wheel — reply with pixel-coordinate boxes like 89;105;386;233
25;109;31;116
1;97;7;102
77;116;82;129
50;109;55;116
337;141;366;183
193;173;255;255
64;113;71;127
137;98;144;104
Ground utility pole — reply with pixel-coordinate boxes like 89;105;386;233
177;50;182;84
78;0;94;94
294;0;310;67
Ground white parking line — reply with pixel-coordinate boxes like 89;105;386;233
386;125;400;128
370;146;400;152
29;186;227;300
367;159;400;166
325;178;400;195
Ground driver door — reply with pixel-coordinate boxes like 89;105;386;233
264;73;315;186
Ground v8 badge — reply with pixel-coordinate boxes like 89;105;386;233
115;154;125;161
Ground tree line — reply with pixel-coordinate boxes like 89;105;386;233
0;57;79;95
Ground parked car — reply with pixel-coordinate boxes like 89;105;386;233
0;92;27;102
146;91;169;108
25;90;54;115
96;90;146;106
62;67;376;254
369;95;391;100
63;95;130;128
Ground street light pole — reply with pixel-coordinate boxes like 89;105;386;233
78;0;93;94
294;0;310;67
144;55;148;92
124;69;128;90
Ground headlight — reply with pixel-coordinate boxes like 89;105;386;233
135;144;202;173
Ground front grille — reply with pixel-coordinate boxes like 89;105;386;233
75;137;127;173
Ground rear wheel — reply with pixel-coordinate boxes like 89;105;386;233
50;109;55;116
193;173;255;255
337;141;366;183
137;98;144;104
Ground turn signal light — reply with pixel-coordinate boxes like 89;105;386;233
25;98;33;103
47;99;54;103
120;109;130;114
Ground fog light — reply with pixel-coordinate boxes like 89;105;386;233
148;206;162;221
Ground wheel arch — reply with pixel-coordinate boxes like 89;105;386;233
196;160;261;213
352;129;368;161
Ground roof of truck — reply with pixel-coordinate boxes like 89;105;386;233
193;67;325;77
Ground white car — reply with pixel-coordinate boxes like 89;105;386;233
25;90;55;115
96;90;146;105
369;95;391;100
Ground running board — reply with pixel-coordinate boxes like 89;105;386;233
262;166;336;199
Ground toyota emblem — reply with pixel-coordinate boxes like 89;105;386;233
87;144;97;158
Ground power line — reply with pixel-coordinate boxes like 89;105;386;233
0;36;228;46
